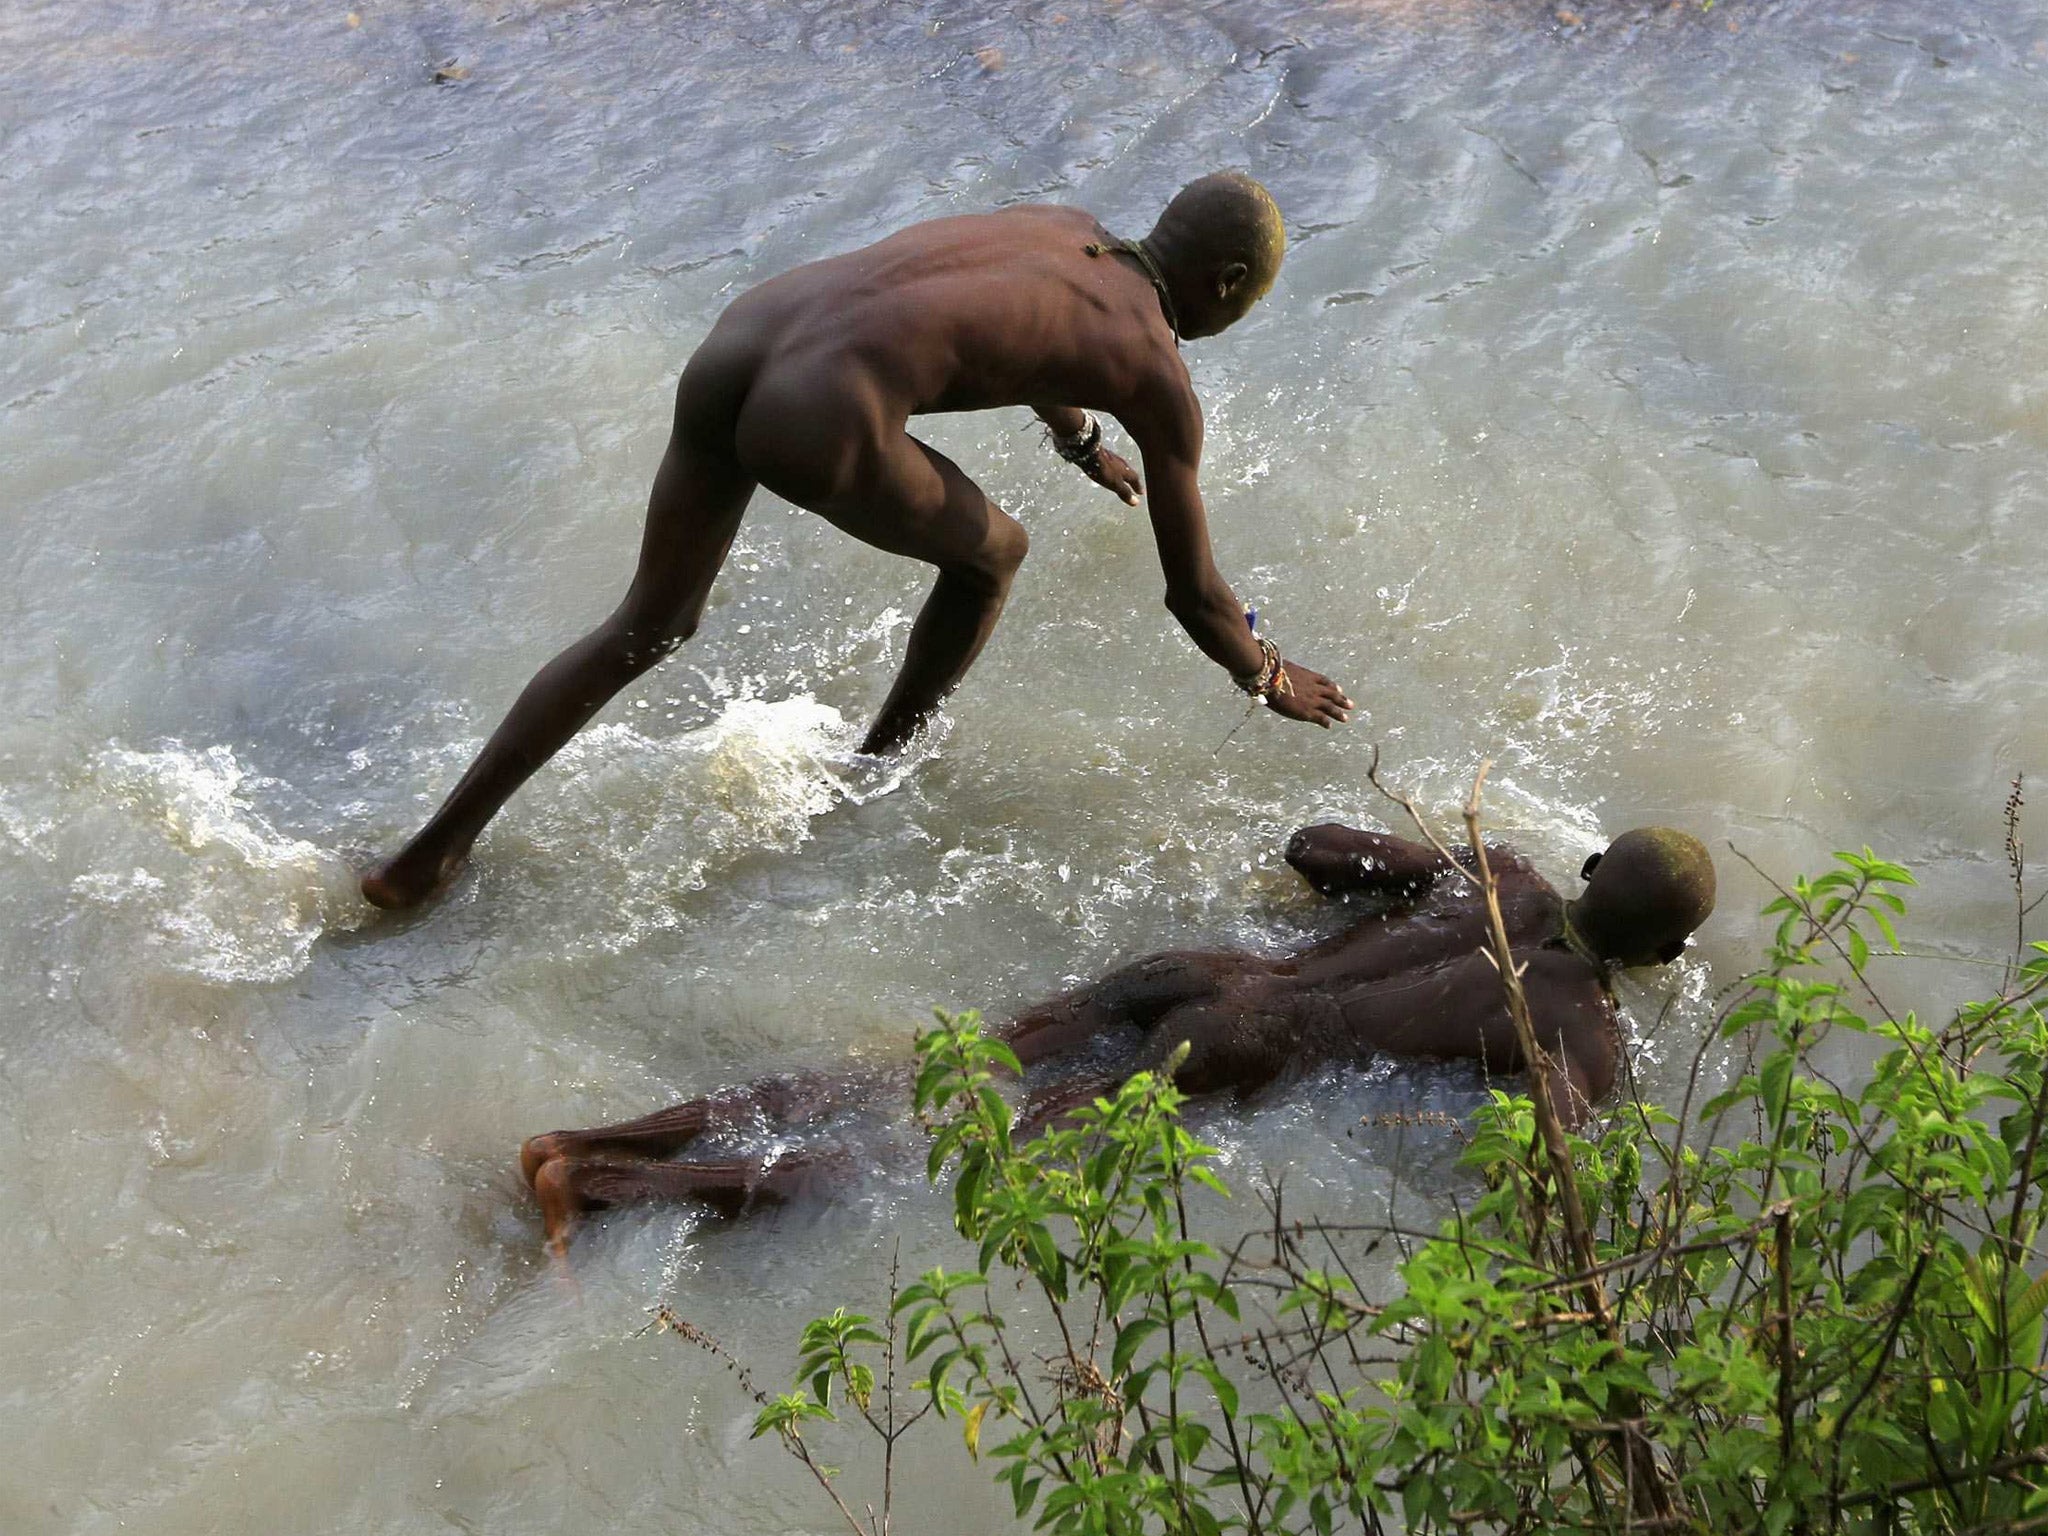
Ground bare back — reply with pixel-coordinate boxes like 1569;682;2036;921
706;206;1187;427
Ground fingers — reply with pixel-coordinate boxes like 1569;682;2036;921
1088;451;1143;505
1119;461;1144;503
1266;665;1355;727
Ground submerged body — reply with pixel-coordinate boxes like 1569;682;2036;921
519;823;1713;1250
363;182;1351;910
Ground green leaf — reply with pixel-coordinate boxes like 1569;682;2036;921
1188;1165;1232;1200
1195;1357;1240;1418
1112;1319;1162;1379
2014;1269;2048;1330
1762;1053;1794;1125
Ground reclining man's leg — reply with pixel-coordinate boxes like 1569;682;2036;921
531;1146;830;1251
521;1070;877;1249
522;950;1268;1249
519;1071;850;1186
362;411;756;909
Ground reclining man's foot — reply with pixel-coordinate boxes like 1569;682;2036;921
517;1097;728;1190
527;1147;815;1253
520;1132;572;1190
529;1154;599;1254
360;845;469;910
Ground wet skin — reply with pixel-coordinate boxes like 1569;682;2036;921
362;204;1352;909
521;824;1639;1252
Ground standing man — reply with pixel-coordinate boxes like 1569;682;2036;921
363;173;1353;910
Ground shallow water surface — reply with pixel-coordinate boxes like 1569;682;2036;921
3;0;2046;1530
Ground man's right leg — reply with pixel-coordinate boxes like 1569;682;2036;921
362;413;756;909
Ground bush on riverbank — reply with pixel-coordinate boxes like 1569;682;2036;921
683;835;2048;1535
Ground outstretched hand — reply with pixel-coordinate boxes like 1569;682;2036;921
1265;662;1354;728
1084;447;1143;505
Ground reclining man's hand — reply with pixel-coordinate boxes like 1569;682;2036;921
1086;446;1143;505
1266;661;1354;728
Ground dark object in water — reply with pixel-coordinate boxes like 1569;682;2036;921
519;822;1714;1252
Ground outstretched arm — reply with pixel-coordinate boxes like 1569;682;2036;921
1119;379;1352;726
1031;405;1143;505
1285;822;1453;899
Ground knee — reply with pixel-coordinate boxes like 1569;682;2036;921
1572;1035;1618;1107
991;518;1029;576
952;518;1028;592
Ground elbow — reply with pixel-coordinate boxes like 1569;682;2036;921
1284;826;1329;872
1545;1031;1618;1126
1284;824;1348;871
1161;566;1230;626
1162;583;1206;627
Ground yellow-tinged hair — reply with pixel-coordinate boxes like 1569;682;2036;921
1153;172;1286;301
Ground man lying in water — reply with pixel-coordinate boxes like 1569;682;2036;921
363;172;1352;910
518;822;1715;1251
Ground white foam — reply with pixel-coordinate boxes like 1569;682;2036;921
504;693;924;953
0;789;57;859
73;744;367;984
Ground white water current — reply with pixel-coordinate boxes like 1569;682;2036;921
4;1;2045;1529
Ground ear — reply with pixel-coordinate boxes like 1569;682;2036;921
1216;260;1249;298
1580;851;1603;881
1656;939;1687;964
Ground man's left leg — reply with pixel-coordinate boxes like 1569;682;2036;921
362;404;755;909
839;434;1030;754
740;409;1029;758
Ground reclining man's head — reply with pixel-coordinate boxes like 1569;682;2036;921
1569;827;1717;968
1145;171;1287;339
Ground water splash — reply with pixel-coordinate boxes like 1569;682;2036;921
73;743;367;984
497;693;926;953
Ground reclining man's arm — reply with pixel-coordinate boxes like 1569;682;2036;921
1121;381;1352;726
1286;823;1451;899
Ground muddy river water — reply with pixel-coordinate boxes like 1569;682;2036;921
3;1;2045;1529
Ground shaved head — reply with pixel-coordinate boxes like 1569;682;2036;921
1570;827;1716;966
1144;172;1286;338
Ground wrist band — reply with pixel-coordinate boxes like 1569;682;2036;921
1233;635;1292;699
1052;414;1104;469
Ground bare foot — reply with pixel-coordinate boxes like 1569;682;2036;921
523;1146;810;1254
517;1099;722;1189
521;1132;570;1189
530;1156;591;1254
360;845;469;910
